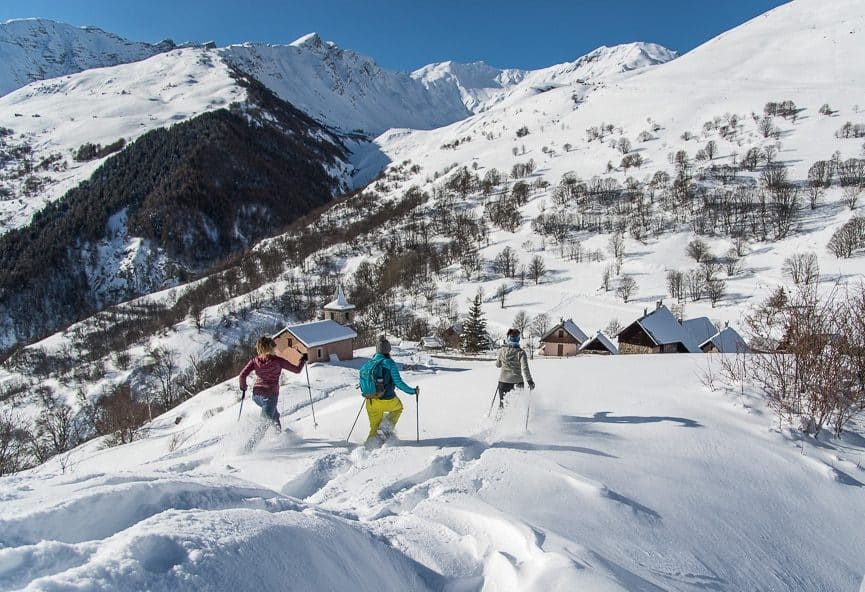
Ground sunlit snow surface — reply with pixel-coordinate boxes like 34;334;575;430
2;351;864;591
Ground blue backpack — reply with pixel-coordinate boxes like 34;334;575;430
359;357;388;398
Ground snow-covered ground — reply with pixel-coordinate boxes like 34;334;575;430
2;2;865;588
2;348;864;591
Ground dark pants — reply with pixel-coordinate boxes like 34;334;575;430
498;381;524;408
252;393;281;427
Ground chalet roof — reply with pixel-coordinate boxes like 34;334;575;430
682;317;718;346
419;336;445;348
701;326;749;353
540;319;589;343
625;305;702;353
323;285;355;311
277;320;357;348
579;331;619;354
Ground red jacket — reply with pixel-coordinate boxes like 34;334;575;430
239;354;304;397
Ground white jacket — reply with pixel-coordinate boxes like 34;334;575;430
495;346;533;384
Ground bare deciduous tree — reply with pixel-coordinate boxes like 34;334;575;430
0;409;28;475
527;256;546;285
666;269;685;301
686;239;712;263
706;278;726;307
782;252;820;287
616;275;638;303
512;310;530;335
744;286;865;436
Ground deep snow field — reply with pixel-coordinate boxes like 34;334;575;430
2;346;864;591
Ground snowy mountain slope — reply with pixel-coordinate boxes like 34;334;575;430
0;47;246;234
0;48;354;349
2;353;863;590
220;34;472;136
2;3;865;587
0;18;175;97
220;36;677;137
413;43;678;113
376;0;865;183
358;0;865;335
411;60;526;113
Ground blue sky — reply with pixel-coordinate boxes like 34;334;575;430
1;0;791;71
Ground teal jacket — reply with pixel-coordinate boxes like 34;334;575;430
371;353;416;399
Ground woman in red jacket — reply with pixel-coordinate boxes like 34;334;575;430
239;336;306;428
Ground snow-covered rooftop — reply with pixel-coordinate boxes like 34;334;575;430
579;331;619;354
633;305;701;353
682;317;718;347
323;285;355;311
278;320;357;348
540;319;589;343
701;326;749;353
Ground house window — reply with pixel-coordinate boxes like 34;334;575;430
287;338;293;347
317;348;323;359
558;330;564;338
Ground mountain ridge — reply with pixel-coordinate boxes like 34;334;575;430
0;18;177;96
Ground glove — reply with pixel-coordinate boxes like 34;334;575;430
240;388;246;400
300;352;309;362
528;381;535;390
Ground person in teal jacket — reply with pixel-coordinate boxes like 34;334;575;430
365;336;419;445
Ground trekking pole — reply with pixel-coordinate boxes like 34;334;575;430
346;400;365;442
486;385;500;417
415;386;420;442
304;363;318;428
237;390;246;421
525;387;533;431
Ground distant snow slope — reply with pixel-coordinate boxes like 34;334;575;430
0;47;245;234
2;352;863;590
220;36;676;136
375;0;865;182
0;18;174;97
413;42;678;113
220;34;472;136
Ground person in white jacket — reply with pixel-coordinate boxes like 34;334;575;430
495;328;535;408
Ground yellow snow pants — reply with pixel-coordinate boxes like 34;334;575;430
366;397;403;439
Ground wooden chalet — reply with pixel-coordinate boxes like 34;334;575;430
539;319;589;357
617;303;702;354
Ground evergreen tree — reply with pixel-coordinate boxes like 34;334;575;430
462;289;488;353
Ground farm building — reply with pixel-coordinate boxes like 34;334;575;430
701;325;749;353
617;303;702;354
273;320;357;363
539;319;589;357
579;331;619;355
682;317;719;348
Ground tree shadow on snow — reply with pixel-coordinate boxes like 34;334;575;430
563;411;702;428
